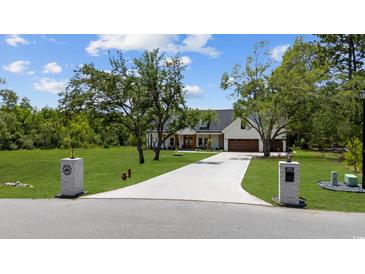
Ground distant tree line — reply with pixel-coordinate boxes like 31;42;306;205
0;87;130;150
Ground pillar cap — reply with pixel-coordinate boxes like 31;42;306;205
279;160;299;165
61;158;83;161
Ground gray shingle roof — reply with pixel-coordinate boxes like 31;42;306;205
195;109;234;132
147;109;241;133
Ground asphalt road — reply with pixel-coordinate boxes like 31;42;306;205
1;198;365;239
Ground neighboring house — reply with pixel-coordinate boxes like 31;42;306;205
146;109;286;152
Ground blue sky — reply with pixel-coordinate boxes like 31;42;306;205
0;34;314;109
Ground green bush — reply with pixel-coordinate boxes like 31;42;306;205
9;143;18;150
127;134;137;146
344;137;362;173
60;136;72;149
20;137;34;150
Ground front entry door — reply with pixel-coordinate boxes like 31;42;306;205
183;135;194;149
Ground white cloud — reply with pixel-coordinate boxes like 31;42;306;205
3;60;30;73
180;56;192;65
184;85;203;98
28;70;35;75
40;35;66;44
86;34;178;56
41;35;56;42
5;34;29;47
86;34;219;58
270;44;290;62
42;62;62;74
180;35;219;58
33;78;67;94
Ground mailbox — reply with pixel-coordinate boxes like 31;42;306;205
57;157;84;198
285;167;295;182
278;161;300;206
331;171;338;186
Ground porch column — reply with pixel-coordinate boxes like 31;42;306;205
174;134;178;149
283;140;287;152
219;134;224;149
259;139;263;152
178;135;183;149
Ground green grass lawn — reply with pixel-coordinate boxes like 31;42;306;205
0;147;213;199
243;150;365;212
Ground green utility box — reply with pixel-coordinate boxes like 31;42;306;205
344;174;358;187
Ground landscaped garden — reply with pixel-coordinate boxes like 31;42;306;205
243;150;365;212
0;147;213;198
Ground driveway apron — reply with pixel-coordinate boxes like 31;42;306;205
84;152;270;206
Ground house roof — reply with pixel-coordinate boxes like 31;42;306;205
147;109;241;133
195;109;235;132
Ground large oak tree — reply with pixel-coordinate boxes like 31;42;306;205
221;39;325;156
135;50;190;160
60;52;153;164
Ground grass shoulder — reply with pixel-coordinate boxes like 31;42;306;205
0;147;214;199
243;150;365;212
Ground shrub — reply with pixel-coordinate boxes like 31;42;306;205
20;137;34;150
60;136;72;149
127;134;137;146
344;137;362;173
9;143;18;150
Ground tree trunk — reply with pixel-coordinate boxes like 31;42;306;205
263;138;271;158
154;142;161;160
154;132;163;161
348;39;354;80
136;138;145;164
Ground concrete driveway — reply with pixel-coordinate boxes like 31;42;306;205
84;152;270;206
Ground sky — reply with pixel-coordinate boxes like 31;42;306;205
0;34;314;109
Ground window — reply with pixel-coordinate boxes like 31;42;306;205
241;120;252;130
170;137;174;146
241;120;246;129
198;138;202;146
199;121;210;130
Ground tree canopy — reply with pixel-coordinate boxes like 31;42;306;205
221;39;325;156
61;51;154;164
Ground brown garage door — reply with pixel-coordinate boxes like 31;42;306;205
228;139;259;152
270;140;283;152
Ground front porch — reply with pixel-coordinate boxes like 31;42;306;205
182;133;224;150
147;132;224;150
